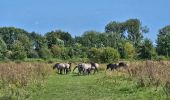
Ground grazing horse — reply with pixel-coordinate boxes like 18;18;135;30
106;63;118;71
73;63;98;75
118;62;128;68
53;63;71;74
90;62;99;74
106;62;128;71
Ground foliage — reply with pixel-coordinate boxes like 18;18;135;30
0;37;7;59
123;42;136;58
88;47;102;62
31;70;167;100
138;39;156;59
100;47;120;63
50;45;62;58
156;25;170;57
27;50;39;58
0;62;52;100
38;48;52;59
10;40;27;60
0;22;169;61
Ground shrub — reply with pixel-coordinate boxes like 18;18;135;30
100;47;120;63
153;55;167;61
88;47;102;62
27;50;39;58
0;37;7;59
124;42;136;59
38;48;52;59
51;45;62;58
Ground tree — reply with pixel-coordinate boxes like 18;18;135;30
105;21;126;35
88;47;102;62
100;47;120;63
0;27;30;50
138;39;156;59
0;37;7;59
30;32;47;51
80;31;99;47
51;45;62;58
156;25;170;57
10;40;27;60
125;19;149;48
124;42;136;59
45;30;71;48
38;48;52;59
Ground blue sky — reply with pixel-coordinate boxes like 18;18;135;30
0;0;170;42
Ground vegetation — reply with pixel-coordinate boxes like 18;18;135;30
29;61;170;100
0;62;52;100
0;18;169;62
0;18;170;99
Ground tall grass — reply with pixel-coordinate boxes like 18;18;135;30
124;61;170;98
98;61;170;98
0;62;52;100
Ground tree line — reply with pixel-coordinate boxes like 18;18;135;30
0;18;170;62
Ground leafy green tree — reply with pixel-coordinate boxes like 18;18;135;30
124;42;136;59
45;30;71;48
30;32;47;51
100;47;120;63
27;50;39;58
10;40;27;60
105;21;126;35
125;19;149;47
156;25;170;57
138;39;156;59
0;27;30;50
51;45;62;58
38;48;52;59
80;31;99;47
88;47;102;62
0;37;7;59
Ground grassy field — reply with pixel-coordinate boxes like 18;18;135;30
0;61;170;100
29;71;167;100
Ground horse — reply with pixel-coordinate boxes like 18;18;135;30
106;62;128;71
53;63;71;74
90;62;99;74
73;63;98;75
106;63;118;71
118;62;128;68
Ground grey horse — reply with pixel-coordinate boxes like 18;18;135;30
73;63;98;75
53;63;72;74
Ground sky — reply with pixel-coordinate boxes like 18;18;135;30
0;0;170;43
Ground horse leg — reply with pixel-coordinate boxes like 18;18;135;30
60;69;63;74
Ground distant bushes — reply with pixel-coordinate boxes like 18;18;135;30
88;47;120;63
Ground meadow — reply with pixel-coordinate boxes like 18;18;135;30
0;61;170;100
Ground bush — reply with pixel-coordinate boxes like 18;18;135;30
60;47;69;60
27;50;39;58
124;42;136;59
38;48;52;59
11;51;27;60
153;55;167;61
51;45;62;58
100;47;120;63
88;47;102;62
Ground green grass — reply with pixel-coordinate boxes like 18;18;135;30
29;71;167;100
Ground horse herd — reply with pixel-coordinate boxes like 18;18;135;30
53;62;128;75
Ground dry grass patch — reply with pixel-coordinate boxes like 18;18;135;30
0;62;52;100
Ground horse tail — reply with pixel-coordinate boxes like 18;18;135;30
73;66;78;72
